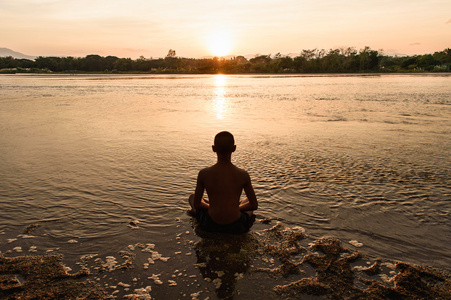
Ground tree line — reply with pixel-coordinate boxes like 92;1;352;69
1;47;450;74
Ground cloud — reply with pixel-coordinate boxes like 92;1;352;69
446;18;451;24
409;43;421;46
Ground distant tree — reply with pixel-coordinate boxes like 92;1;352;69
433;48;451;64
135;56;152;72
166;49;176;58
234;56;248;64
358;46;380;72
273;52;282;60
293;56;307;72
301;49;316;60
35;56;62;71
416;54;438;71
249;55;272;73
83;55;103;71
380;55;400;71
341;47;359;71
113;58;134;71
0;56;16;68
320;49;341;72
59;56;77;71
270;55;293;73
400;57;417;70
104;56;119;71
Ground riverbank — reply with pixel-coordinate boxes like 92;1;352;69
1;67;450;75
1;217;450;299
1;47;450;74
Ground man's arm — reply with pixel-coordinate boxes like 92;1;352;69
239;172;258;211
193;170;209;210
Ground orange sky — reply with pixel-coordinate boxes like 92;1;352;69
1;0;450;58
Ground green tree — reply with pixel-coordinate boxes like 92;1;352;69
113;58;134;71
358;46;380;72
0;56;17;68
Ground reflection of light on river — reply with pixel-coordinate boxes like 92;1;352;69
213;75;228;119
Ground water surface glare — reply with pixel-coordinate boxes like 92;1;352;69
0;74;450;270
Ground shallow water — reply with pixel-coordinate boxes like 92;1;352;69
0;73;450;276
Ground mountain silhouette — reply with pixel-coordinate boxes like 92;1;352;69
0;48;36;60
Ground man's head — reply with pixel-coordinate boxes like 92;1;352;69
213;131;236;155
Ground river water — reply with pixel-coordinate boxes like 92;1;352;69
0;74;450;296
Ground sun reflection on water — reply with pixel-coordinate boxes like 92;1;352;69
213;75;228;119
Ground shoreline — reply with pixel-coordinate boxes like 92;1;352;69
1;70;451;75
1;217;450;299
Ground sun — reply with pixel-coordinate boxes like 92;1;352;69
207;29;233;57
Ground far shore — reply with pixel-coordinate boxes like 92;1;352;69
2;69;451;76
1;47;450;74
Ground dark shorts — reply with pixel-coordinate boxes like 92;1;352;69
195;209;254;234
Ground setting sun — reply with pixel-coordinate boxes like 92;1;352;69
207;29;233;57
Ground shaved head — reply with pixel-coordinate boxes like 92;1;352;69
214;131;235;154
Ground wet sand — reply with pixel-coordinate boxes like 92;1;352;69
1;215;450;299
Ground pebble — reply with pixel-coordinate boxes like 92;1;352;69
149;274;163;285
195;262;207;268
81;254;98;260
191;291;202;300
63;266;72;272
213;278;222;289
124;286;152;300
141;244;155;252
349;240;363;247
380;273;395;283
215;271;225;277
19;234;35;239
103;256;118;271
118;282;131;288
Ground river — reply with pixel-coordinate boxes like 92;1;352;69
0;73;450;298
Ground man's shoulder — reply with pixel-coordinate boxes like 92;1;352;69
199;163;249;176
233;165;249;174
198;166;214;176
232;166;251;181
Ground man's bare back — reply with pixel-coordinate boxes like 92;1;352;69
189;131;258;232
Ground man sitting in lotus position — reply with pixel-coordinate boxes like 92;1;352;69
189;131;258;234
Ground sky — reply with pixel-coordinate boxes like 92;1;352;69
1;0;450;59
